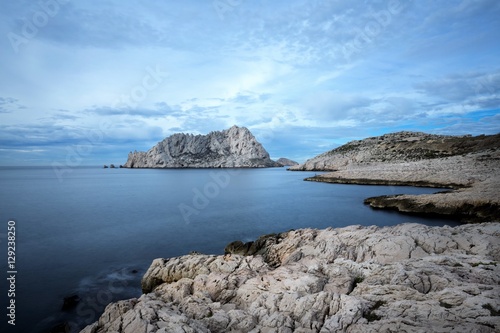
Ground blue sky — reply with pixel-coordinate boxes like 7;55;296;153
1;0;499;166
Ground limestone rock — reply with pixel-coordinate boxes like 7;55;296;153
290;132;499;171
80;223;500;333
276;158;299;167
290;132;500;222
123;125;279;168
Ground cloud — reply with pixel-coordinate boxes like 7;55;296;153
0;148;47;153
414;70;500;118
85;105;175;118
415;71;500;102
428;110;500;136
3;1;169;49
300;91;373;121
0;96;25;113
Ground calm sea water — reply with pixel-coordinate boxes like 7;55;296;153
0;166;460;333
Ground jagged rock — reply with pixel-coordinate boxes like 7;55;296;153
276;158;299;167
123;125;279;168
103;165;108;169
50;321;71;333
290;132;500;222
80;223;500;333
109;164;115;168
62;294;80;311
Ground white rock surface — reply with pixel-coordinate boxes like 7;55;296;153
123;125;278;168
276;158;299;167
81;223;500;333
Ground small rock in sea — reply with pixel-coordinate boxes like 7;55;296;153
131;269;138;274
50;322;70;333
119;165;123;168
110;164;115;168
61;294;80;311
103;165;108;168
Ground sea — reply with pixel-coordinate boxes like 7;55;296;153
0;166;461;333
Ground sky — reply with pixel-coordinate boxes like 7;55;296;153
0;0;499;166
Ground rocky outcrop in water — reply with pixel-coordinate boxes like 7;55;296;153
290;132;500;222
81;223;500;333
123;126;279;168
275;158;299;167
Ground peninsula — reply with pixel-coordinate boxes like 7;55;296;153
290;131;500;222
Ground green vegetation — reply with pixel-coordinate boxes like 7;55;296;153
353;275;364;288
363;300;386;322
330;142;358;155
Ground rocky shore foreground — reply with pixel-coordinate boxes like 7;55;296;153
81;223;500;332
290;132;500;222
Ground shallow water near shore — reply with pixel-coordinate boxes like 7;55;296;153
0;166;460;333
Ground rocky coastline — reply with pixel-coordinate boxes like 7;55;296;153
81;223;500;332
77;131;500;333
292;132;500;222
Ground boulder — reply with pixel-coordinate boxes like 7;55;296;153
61;294;80;311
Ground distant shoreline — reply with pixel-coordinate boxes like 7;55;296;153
298;158;499;222
289;132;500;223
304;175;464;189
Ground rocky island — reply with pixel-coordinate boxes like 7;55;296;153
123;126;280;168
290;131;500;222
276;158;299;167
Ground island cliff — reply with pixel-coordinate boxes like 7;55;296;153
290;132;500;222
276;157;299;167
123;126;279;168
